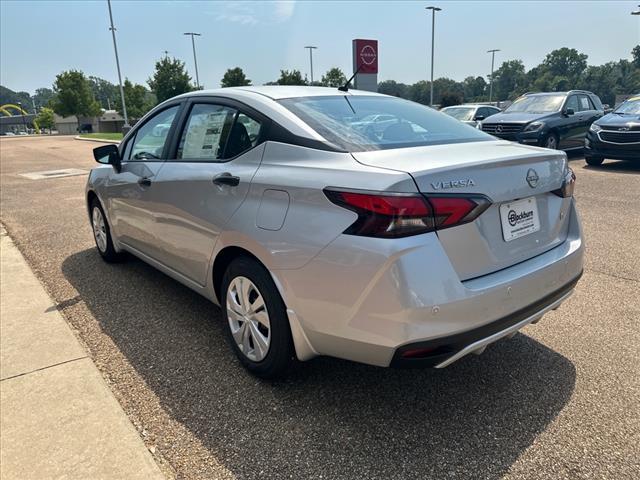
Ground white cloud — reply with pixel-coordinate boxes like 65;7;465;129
207;1;296;25
273;1;296;22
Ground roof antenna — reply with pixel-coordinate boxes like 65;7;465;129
338;64;363;92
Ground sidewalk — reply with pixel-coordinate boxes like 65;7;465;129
0;227;164;480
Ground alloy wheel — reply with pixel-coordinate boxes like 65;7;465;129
226;276;271;362
545;135;557;149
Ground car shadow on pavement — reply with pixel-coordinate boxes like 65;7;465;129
62;248;576;480
580;160;640;175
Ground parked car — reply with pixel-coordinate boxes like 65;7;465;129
87;86;583;378
441;104;501;127
350;113;399;138
584;95;640;165
481;90;604;150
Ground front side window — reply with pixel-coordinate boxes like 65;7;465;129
128;106;179;160
279;96;490;152
565;95;580;113
505;94;565;114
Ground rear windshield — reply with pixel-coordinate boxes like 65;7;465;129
278;95;491;152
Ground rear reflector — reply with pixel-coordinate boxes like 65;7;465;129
324;189;491;238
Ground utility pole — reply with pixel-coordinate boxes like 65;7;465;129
426;6;442;107
107;0;129;131
183;32;202;89
304;46;318;84
487;49;500;105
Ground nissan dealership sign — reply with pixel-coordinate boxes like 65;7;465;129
352;39;378;91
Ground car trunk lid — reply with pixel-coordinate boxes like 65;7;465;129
351;140;572;280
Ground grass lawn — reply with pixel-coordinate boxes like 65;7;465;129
79;132;123;141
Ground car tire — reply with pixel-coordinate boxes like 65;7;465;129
543;132;559;150
90;198;124;262
221;256;294;379
585;155;604;166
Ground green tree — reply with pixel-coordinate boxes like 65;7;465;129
462;76;487;101
408;80;431;105
492;60;527;100
539;48;588;85
0;86;33;112
275;69;307;85
35;107;55;132
88;76;119;109
119;79;154;120
320;67;347;88
51;70;101;119
147;57;193;103
33;88;55;110
440;92;463;107
221;67;251;88
377;80;410;98
632;45;640;68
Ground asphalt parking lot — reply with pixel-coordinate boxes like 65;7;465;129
1;135;638;480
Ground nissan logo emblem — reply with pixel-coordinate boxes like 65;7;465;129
360;45;376;65
526;168;539;188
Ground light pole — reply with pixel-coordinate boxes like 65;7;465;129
426;6;441;107
184;32;202;89
487;49;500;105
304;46;318;84
17;102;27;133
107;0;129;131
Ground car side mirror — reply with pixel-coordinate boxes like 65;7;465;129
564;108;575;116
93;144;121;172
474;115;485;121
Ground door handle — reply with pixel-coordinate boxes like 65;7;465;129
138;177;152;187
213;172;240;187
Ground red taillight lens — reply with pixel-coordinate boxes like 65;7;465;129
552;168;576;198
325;189;491;238
324;190;435;238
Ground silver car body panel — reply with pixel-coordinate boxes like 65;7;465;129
86;86;584;368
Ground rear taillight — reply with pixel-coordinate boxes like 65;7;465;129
324;189;491;238
552;168;576;198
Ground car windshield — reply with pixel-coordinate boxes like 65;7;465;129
278;95;491;151
442;107;475;121
505;94;565;114
614;97;640;115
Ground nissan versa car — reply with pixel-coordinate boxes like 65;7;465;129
87;86;584;378
441;104;501;127
584;95;640;165
481;90;604;150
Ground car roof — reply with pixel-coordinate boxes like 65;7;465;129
442;104;499;109
179;85;385;100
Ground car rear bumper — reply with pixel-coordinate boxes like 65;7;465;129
585;132;640;161
275;200;584;367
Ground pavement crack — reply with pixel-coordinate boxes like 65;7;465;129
586;268;639;283
0;355;88;382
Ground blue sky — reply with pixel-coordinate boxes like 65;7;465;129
1;0;639;94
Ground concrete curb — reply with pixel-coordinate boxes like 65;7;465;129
0;226;164;480
74;135;121;144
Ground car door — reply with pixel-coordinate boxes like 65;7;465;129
577;94;599;142
102;104;181;258
145;99;266;286
559;95;581;149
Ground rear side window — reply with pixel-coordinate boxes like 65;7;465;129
278;95;491;152
176;104;262;161
578;95;594;111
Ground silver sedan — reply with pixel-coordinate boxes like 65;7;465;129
87;86;584;378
